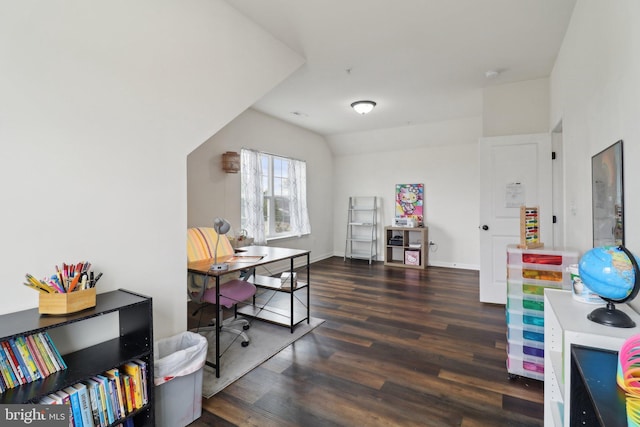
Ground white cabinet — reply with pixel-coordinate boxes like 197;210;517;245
544;289;640;426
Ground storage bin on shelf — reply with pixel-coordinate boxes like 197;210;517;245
507;323;544;344
507;354;545;381
505;245;579;380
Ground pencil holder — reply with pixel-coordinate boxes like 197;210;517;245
39;288;96;315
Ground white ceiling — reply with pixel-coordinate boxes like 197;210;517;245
224;0;577;136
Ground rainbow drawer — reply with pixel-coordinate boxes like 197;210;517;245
507;246;578;267
507;279;563;299
507;324;544;343
508;265;567;285
507;294;545;314
507;308;544;328
507;250;577;267
508;339;545;359
507;355;545;380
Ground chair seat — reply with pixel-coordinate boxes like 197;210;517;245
197;279;256;309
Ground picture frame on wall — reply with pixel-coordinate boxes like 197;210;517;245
395;183;424;226
592;140;624;247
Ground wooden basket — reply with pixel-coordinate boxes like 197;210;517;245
39;288;96;315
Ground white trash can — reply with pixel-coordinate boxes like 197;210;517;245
154;331;208;427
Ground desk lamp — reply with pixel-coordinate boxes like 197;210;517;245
211;217;231;271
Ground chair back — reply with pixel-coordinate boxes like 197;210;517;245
187;227;234;262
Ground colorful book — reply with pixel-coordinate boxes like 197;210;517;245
33;333;57;374
53;389;73;427
86;378;107;427
0;345;16;388
105;368;126;419
104;371;121;420
8;338;32;383
43;331;67;370
94;375;115;424
120;374;134;414
1;340;25;385
133;359;149;405
73;382;94;427
37;332;61;372
120;362;142;409
25;334;50;378
63;385;84;427
15;336;41;382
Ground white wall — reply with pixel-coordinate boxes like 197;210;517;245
483;78;550;137
187;108;334;263
0;0;303;341
330;117;482;269
550;0;640;253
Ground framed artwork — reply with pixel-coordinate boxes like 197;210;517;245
395;183;424;225
592;140;624;247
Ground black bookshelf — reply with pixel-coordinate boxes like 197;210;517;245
0;289;154;427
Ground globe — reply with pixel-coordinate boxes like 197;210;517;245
578;246;640;327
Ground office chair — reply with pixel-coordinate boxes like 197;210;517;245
187;227;257;347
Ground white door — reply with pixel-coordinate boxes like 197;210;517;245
479;134;552;304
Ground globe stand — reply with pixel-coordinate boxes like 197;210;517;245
588;301;636;328
584;245;640;328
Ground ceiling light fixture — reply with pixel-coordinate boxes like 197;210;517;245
485;70;500;79
351;100;376;115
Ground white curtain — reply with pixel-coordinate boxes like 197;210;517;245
288;159;311;236
240;149;266;245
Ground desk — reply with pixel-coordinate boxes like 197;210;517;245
188;245;310;378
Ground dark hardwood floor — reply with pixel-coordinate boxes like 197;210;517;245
188;257;543;427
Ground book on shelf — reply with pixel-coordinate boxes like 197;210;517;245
120;361;143;410
105;368;126;419
133;359;149;405
42;331;67;370
33;333;57;374
8;338;32;383
1;340;25;385
0;346;17;388
73;382;94;427
53;389;74;427
83;379;104;427
15;336;41;382
121;373;134;414
25;334;50;377
63;385;84;427
94;374;115;425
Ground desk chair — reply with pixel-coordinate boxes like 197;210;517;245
187;227;256;347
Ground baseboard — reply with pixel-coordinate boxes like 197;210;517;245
426;261;479;271
335;251;479;271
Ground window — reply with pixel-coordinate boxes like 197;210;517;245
241;149;310;243
262;153;291;237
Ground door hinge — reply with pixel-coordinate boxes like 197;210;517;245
552;151;556;160
553;215;557;224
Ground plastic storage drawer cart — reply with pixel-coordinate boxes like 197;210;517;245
506;245;578;380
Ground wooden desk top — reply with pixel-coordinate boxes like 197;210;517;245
188;245;310;276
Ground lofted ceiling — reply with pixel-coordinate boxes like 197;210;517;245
224;0;577;136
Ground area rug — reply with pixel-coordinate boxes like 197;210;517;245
199;317;324;398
